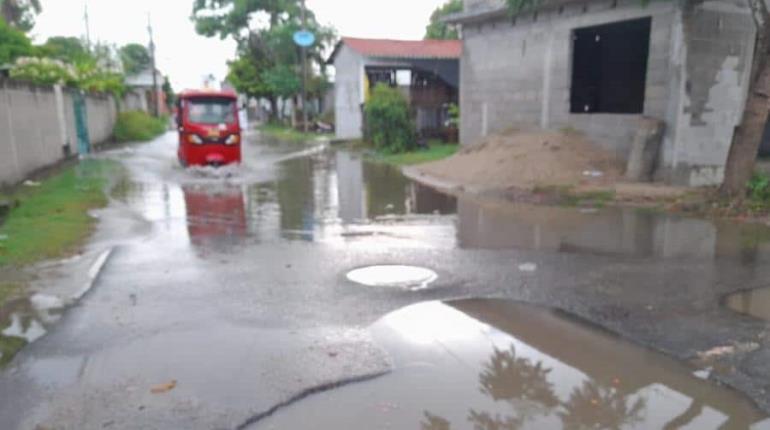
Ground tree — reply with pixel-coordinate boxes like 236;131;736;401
192;0;336;121
365;83;417;153
721;0;770;198
162;76;175;110
119;43;151;75
0;16;33;64
0;0;41;31
425;0;462;40
40;36;91;64
226;55;271;99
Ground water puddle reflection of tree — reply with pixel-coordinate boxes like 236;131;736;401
422;343;647;430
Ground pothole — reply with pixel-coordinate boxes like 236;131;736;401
346;265;438;290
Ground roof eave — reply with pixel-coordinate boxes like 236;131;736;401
442;7;508;24
443;0;594;24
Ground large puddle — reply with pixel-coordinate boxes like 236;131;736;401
258;299;767;429
110;133;770;262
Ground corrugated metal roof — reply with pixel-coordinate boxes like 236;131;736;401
336;37;462;61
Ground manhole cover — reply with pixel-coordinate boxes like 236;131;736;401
346;265;438;290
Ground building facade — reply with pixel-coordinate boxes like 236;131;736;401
329;38;462;141
451;0;757;186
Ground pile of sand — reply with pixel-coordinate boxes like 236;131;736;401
414;129;624;191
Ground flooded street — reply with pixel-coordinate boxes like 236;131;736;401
2;131;770;429
262;300;765;429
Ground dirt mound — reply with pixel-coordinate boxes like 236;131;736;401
415;130;623;191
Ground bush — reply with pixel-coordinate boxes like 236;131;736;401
9;57;77;86
113;111;168;142
364;84;416;153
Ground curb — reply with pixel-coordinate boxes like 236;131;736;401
71;248;114;302
401;166;487;195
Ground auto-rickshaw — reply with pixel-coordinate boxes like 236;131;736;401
176;89;241;167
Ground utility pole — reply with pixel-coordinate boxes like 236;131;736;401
147;13;160;118
301;0;308;133
84;3;91;51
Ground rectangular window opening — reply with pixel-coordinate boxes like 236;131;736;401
570;17;651;114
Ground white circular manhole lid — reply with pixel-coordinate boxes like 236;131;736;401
346;265;438;290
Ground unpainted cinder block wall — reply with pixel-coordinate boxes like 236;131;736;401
660;0;755;186
459;0;756;186
460;0;677;160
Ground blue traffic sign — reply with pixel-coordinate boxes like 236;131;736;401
293;30;316;47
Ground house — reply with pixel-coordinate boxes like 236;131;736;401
125;67;167;115
328;37;462;140
447;0;757;186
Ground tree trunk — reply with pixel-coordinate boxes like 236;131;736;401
720;0;770;198
721;62;770;197
268;96;278;123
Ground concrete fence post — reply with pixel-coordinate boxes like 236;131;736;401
2;82;22;185
54;85;70;156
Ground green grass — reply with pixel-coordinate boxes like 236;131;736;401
258;123;318;142
113;111;168;143
370;141;459;166
0;334;26;367
0;159;118;267
0;282;21;305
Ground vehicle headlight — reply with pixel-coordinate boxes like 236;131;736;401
188;134;203;145
225;134;240;145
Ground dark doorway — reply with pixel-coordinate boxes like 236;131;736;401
570;17;651;114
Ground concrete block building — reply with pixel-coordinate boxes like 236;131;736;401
329;37;462;140
448;0;758;186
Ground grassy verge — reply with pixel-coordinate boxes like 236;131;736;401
258;123;319;142
113;111;168;143
369;141;459;166
0;159;118;267
0;282;21;305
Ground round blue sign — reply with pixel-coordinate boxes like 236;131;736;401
293;30;316;47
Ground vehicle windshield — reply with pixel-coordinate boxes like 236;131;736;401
186;97;236;125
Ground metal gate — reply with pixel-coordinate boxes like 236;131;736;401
73;91;91;155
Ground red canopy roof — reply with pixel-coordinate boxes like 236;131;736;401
332;37;462;62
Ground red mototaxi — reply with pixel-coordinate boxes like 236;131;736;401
176;89;242;167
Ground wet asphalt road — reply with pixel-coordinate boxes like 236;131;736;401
3;132;770;429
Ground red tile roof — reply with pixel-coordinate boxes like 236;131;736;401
338;37;462;60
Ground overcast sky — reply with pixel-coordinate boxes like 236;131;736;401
32;0;446;90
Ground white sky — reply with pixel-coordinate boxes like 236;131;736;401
32;0;446;90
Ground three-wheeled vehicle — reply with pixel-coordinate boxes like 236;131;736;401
176;89;241;167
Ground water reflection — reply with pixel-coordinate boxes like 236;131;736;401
468;345;560;429
457;197;770;261
560;380;646;430
183;184;247;250
118;142;770;261
0;295;62;367
259;299;766;429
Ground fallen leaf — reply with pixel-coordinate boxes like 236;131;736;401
150;380;177;394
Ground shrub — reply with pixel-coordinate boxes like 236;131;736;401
113;111;168;142
9;57;77;86
364;84;416;153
